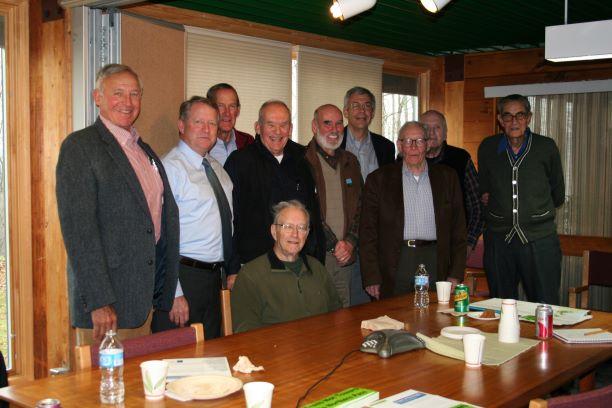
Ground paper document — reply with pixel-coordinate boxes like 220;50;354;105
163;357;231;381
553;329;612;344
367;389;480;407
469;298;592;326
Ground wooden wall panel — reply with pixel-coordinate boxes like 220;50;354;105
443;81;463;147
29;1;71;378
121;14;185;156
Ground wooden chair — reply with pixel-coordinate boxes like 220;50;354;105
464;238;489;297
568;250;612;309
220;288;233;336
529;384;612;408
74;323;204;371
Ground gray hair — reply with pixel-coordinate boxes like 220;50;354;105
258;100;291;125
420;110;447;138
313;104;342;122
271;200;310;225
398;121;427;139
344;86;376;110
178;96;219;122
497;94;531;114
206;83;241;107
95;64;142;92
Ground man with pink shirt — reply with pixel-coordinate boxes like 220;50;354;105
56;64;180;344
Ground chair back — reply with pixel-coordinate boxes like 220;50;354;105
466;239;484;269
569;250;612;309
75;323;204;371
530;384;612;408
220;289;233;336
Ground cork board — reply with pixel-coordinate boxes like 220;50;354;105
122;14;185;156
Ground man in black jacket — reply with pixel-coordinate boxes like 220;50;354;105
224;100;325;278
340;86;395;181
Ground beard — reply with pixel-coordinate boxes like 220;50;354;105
316;131;343;152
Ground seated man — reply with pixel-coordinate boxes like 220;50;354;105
231;200;341;333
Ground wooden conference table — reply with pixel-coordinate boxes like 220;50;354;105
1;295;611;407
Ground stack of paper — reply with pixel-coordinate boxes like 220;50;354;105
553;329;612;344
366;389;480;407
163;357;231;382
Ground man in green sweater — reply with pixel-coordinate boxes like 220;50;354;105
478;94;565;304
231;200;341;333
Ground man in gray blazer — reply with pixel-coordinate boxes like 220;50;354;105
56;64;181;343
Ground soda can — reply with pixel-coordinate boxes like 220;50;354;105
535;304;553;339
36;399;61;408
454;284;470;313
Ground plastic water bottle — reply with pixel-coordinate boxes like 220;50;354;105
99;330;124;404
414;264;429;308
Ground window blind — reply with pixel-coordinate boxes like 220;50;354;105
295;46;383;145
186;27;292;138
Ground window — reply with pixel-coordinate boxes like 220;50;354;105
382;73;418;144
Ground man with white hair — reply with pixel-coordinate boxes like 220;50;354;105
305;104;367;307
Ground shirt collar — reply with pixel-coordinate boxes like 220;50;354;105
267;249;312;273
100;115;139;147
315;139;339;169
402;160;429;178
177;139;208;168
347;128;371;146
497;127;532;157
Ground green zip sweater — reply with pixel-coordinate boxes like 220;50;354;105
478;132;565;243
231;250;342;333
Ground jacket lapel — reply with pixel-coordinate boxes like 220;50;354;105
390;162;405;240
95;119;151;218
428;165;443;238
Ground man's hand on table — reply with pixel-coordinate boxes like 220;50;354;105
169;295;190;327
366;284;380;300
91;305;117;342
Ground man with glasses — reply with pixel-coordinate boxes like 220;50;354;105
478;94;565;304
360;122;466;299
421;110;483;258
340;86;396;181
206;83;254;165
231;200;341;333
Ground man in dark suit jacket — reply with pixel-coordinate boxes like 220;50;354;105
360;121;466;299
206;83;255;165
56;64;180;343
340;86;395;182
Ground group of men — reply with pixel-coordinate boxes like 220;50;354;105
57;64;564;343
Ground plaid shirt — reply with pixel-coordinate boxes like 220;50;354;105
464;159;484;248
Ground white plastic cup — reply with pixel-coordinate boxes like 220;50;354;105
463;333;486;367
140;360;169;400
435;281;453;303
243;381;274;408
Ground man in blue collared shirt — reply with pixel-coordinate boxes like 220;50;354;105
158;96;234;338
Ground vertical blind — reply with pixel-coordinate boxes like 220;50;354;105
294;46;383;145
186;27;292;137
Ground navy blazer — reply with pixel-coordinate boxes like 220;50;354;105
56;118;180;329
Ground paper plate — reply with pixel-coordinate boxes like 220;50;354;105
166;375;243;400
440;326;481;340
468;311;501;321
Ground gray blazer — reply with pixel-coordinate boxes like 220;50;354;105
56;118;180;329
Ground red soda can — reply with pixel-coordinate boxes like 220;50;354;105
535;304;553;339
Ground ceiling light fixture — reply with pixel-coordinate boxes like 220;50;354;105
545;0;612;62
330;0;377;21
420;0;452;13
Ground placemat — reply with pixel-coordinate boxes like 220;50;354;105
416;332;539;366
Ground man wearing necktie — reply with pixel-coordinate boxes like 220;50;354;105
159;96;234;339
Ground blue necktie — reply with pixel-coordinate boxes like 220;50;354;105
202;158;232;265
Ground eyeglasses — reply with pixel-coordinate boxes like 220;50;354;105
398;138;427;147
349;102;373;112
274;223;310;233
501;112;529;123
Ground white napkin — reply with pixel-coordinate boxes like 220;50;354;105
361;315;405;331
232;355;264;374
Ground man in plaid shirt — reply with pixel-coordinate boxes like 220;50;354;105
421;110;483;257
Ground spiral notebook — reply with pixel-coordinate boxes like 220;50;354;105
553;329;612;344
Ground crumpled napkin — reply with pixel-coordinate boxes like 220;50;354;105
233;355;264;373
361;315;405;331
